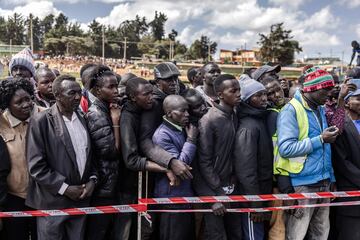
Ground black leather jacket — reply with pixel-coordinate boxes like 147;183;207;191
192;104;238;196
86;99;120;198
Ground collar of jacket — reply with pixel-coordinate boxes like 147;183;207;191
213;102;235;116
152;85;167;101
92;97;110;114
124;101;142;115
162;116;183;132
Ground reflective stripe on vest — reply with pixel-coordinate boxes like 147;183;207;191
273;98;309;176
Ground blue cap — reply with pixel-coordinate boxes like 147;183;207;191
345;89;360;102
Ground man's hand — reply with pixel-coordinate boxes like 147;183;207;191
250;212;268;222
339;82;357;100
211;203;227;216
79;180;96;200
170;159;193;180
322;126;339;143
185;124;199;140
64;185;84;201
166;170;180;187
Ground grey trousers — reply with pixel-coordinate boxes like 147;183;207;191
285;181;331;240
37;215;86;240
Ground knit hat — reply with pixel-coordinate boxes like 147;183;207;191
251;64;281;81
154;62;180;79
303;67;334;93
240;78;266;101
9;48;35;77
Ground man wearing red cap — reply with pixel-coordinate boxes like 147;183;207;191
277;67;339;240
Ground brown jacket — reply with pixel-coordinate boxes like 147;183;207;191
0;105;44;199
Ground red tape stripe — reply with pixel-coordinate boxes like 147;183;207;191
139;190;360;205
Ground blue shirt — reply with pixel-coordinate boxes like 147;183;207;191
353;120;360;134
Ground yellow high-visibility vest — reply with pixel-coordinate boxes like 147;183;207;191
273;98;309;176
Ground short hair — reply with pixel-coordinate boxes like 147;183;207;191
0;78;35;110
182;88;199;99
52;74;76;96
86;65;112;90
120;73;137;87
35;67;55;82
80;63;97;78
126;77;150;97
200;62;218;75
187;67;198;83
213;74;236;93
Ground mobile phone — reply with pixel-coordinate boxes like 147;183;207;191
328;126;337;132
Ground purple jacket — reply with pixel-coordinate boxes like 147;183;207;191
152;119;196;197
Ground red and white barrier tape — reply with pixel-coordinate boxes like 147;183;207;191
0;204;146;218
148;200;360;213
2;190;360;218
139;190;360;205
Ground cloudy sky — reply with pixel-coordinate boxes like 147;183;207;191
0;0;359;61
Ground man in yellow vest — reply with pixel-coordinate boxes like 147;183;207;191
277;67;339;240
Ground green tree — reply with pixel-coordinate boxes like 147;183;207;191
258;23;302;65
168;29;178;41
68;22;84;37
149;11;167;41
7;13;25;45
47;13;68;38
88;20;103;56
187;35;217;61
0;17;7;44
41;14;54;34
25;14;42;50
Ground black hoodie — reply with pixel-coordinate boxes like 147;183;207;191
233;102;273;206
139;85;174;168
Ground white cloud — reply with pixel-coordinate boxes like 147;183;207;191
302;6;340;30
338;0;360;7
0;1;61;19
269;0;308;9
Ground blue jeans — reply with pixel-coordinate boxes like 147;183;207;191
285;181;331;240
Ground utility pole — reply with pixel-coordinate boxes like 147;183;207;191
30;14;34;53
102;26;105;64
208;43;211;62
123;37;128;61
169;40;172;60
341;50;345;75
9;39;12;56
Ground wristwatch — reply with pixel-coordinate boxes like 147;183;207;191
319;134;324;144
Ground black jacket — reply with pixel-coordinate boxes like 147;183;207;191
86;99;120;198
192;104;238;196
0;137;10;209
26;104;97;210
120;101;148;195
139;86;174;168
333;116;360;216
234;102;273;206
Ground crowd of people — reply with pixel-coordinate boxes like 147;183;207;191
0;47;360;240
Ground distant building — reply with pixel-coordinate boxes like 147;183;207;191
303;57;341;65
219;48;261;66
0;44;30;57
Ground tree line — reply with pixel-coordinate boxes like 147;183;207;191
0;12;217;61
